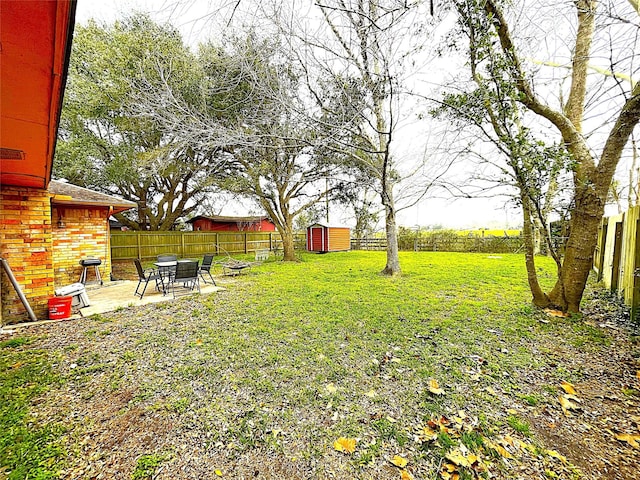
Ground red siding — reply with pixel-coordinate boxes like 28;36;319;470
192;218;276;232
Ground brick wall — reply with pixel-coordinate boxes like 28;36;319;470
52;205;111;286
0;186;55;323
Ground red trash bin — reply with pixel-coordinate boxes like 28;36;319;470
48;296;72;320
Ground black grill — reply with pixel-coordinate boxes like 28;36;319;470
79;258;103;285
80;258;101;267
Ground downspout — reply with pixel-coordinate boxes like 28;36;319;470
1;257;38;323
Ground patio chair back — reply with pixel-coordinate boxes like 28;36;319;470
175;260;198;280
202;253;214;269
134;259;146;279
157;254;178;262
169;260;201;297
199;253;216;285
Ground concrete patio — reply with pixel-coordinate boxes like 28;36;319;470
78;280;224;317
1;280;225;332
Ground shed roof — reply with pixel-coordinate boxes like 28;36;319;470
187;215;271;224
307;223;350;229
49;180;137;214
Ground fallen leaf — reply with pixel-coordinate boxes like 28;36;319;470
636;370;640;382
558;395;579;416
485;386;497;395
365;389;377;398
195;338;203;346
545;449;567;462
560;381;577;395
501;435;514;447
440;463;458;480
400;469;414;480
333;437;357;454
514;439;536;453
326;383;337;393
214;469;223;476
614;433;640;449
390;455;408;468
419;425;438;441
428;378;444;395
545;308;569;318
446;449;471;467
443;463;456;473
484;439;512;458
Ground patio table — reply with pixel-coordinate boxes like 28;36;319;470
154;260;177;294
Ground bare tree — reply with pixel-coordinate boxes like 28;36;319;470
266;0;440;275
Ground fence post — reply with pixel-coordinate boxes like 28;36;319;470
137;232;141;259
181;232;185;257
244;233;248;254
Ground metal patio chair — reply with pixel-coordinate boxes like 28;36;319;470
167;260;200;298
134;259;162;299
198;253;216;285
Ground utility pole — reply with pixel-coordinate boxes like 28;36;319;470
325;176;330;223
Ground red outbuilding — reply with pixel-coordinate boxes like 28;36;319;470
306;223;351;253
187;215;276;232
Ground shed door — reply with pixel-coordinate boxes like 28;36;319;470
310;227;325;251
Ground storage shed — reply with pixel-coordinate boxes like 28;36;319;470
306;224;350;253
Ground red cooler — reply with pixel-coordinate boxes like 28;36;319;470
48;296;72;320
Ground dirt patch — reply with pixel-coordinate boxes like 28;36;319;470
518;294;640;479
111;260;137;281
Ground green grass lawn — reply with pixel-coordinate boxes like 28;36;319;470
2;251;632;479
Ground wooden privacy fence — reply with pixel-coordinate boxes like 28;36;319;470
351;236;566;254
113;230;569;260
594;205;640;319
111;231;306;260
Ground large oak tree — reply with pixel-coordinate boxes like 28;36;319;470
55;14;222;230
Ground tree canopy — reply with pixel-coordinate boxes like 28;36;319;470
55;14;223;230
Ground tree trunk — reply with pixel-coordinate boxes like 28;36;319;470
381;183;401;276
532;219;543;255
280;227;296;261
547;187;604;312
522;195;551;307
